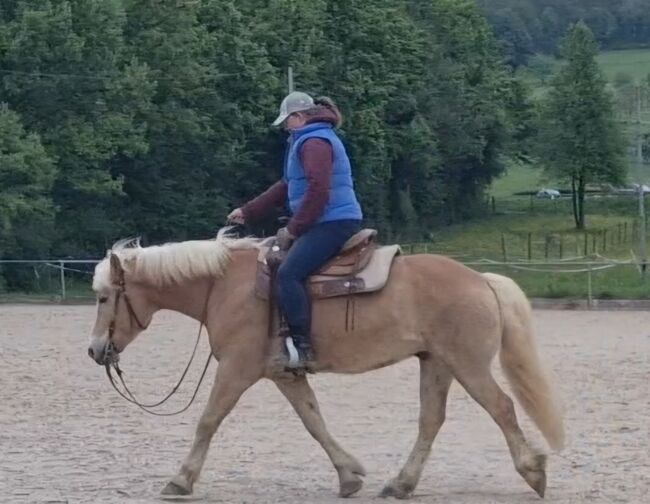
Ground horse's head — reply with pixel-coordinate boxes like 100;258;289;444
88;252;155;365
87;230;260;365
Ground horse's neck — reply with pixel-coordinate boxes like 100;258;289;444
148;248;257;323
152;277;217;322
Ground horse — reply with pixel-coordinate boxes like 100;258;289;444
87;229;564;500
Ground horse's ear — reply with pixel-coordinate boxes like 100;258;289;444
109;253;124;285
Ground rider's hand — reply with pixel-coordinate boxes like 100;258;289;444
227;208;245;225
276;227;295;251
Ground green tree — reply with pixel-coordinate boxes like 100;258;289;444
118;0;279;242
1;0;151;254
0;105;55;291
538;22;626;229
413;0;513;223
491;8;534;66
246;0;440;236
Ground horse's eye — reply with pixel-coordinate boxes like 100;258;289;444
98;296;109;304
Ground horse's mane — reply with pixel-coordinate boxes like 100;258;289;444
93;227;260;290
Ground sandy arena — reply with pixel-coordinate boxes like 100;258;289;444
1;305;648;503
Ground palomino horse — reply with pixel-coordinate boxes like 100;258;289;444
87;230;564;499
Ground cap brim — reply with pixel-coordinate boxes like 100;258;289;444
272;113;289;126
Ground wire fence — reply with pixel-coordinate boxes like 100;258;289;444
400;220;643;262
1;253;647;305
0;260;98;303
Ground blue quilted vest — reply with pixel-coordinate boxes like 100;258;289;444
284;122;362;224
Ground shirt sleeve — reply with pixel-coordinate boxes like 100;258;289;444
287;138;333;236
241;180;288;223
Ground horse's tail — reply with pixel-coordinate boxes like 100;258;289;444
483;272;565;451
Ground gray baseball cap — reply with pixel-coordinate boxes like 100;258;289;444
272;91;314;126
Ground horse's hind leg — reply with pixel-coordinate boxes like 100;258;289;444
449;362;547;497
161;357;261;496
381;355;453;499
274;375;366;498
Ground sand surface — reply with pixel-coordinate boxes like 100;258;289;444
0;306;648;503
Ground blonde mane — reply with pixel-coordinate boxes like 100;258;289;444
93;228;260;290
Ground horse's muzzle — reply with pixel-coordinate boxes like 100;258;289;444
88;341;119;366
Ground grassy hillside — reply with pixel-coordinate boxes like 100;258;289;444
509;48;650;195
421;198;649;299
489;161;650;197
596;48;650;82
489;162;556;198
523;48;650;86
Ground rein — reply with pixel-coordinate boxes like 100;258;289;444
104;267;216;416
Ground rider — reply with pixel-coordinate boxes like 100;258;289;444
228;91;363;368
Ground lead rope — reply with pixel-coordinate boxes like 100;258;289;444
105;277;217;416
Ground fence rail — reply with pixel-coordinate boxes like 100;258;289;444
1;254;646;306
0;259;98;302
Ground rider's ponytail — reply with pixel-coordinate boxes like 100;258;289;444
310;96;343;127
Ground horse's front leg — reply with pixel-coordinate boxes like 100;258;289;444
161;355;262;496
274;375;366;497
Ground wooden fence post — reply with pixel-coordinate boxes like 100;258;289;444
543;235;547;261
592;233;597;254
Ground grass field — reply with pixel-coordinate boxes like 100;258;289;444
429;102;650;299
524;48;650;86
490;160;650;196
596;48;650;82
412;200;650;298
432;213;634;260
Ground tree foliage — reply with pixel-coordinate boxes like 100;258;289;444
0;0;523;275
477;0;650;66
537;22;626;229
0;106;55;256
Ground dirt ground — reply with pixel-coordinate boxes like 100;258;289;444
0;306;648;504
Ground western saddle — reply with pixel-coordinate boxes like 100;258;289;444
255;228;401;300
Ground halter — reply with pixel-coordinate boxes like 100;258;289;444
104;256;216;416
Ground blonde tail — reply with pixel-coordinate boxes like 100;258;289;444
484;273;565;451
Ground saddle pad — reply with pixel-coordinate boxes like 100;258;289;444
255;244;401;300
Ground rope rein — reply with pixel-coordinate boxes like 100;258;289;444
105;264;216;416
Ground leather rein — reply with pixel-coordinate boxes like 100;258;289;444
104;266;215;416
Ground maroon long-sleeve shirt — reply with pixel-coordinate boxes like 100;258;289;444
241;109;337;236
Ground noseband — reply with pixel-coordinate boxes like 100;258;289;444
104;260;216;416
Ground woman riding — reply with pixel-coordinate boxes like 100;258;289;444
228;91;363;369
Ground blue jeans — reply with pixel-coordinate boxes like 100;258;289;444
276;219;362;337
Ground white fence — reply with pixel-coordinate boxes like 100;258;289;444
0;259;98;301
1;255;646;305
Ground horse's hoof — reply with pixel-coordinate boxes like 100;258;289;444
160;480;192;497
520;454;547;498
380;479;413;500
339;474;364;498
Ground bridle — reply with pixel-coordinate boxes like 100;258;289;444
104;257;216;416
108;273;149;343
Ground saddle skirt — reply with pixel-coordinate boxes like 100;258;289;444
255;228;401;300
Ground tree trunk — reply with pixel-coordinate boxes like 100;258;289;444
571;177;579;228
